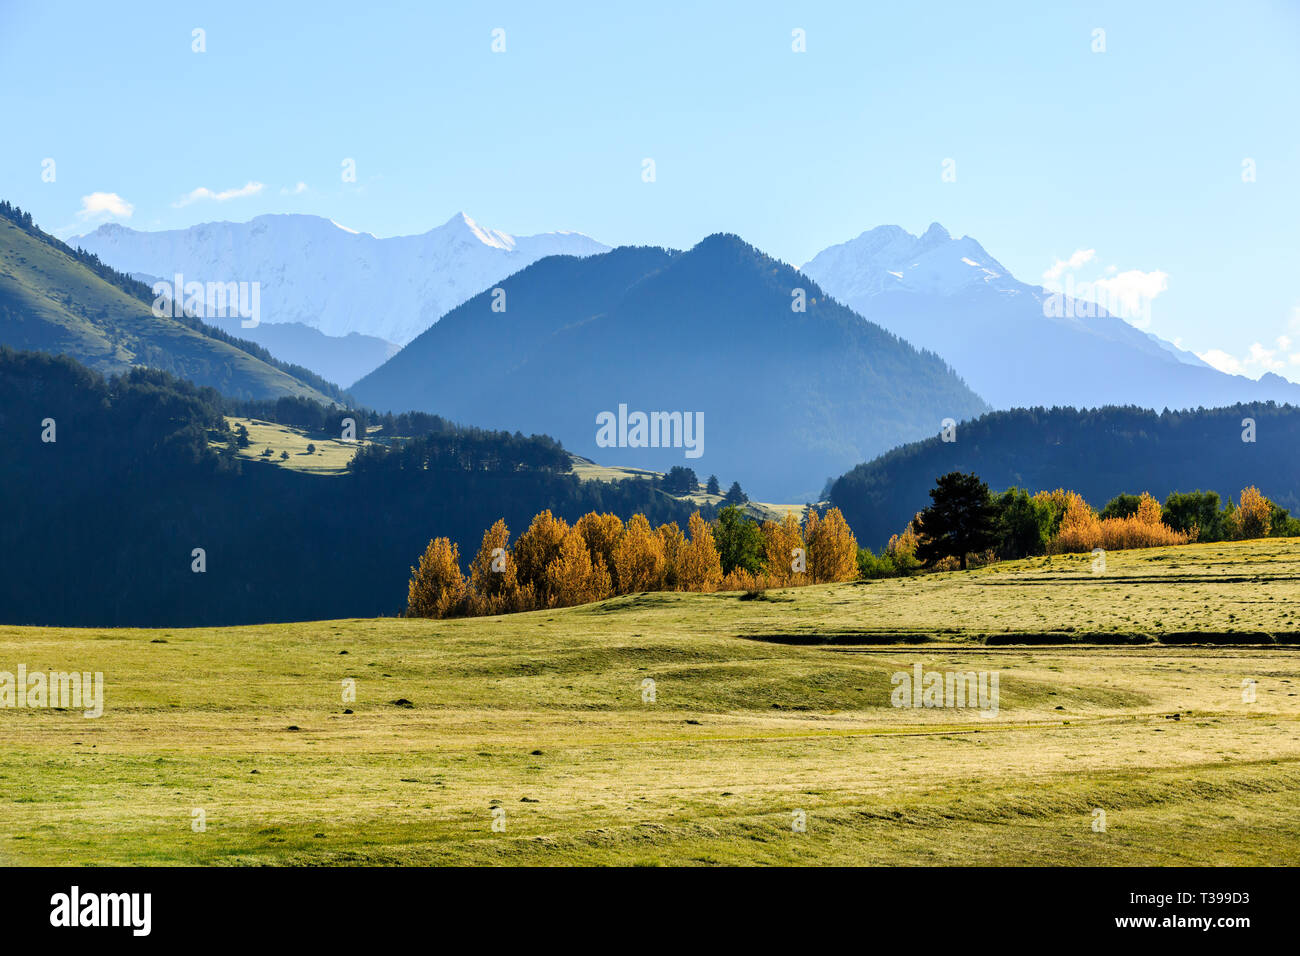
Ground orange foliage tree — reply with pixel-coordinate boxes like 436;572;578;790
677;511;723;592
761;513;805;586
406;537;466;618
657;521;686;590
544;526;612;607
513;510;570;607
612;514;666;593
805;506;859;583
1231;486;1272;540
575;512;623;583
468;519;519;614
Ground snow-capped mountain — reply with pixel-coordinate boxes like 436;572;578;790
72;212;609;350
801;224;1300;410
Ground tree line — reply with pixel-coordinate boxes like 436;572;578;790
406;505;860;618
860;471;1300;577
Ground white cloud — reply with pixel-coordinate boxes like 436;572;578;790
280;182;308;195
1042;248;1096;283
1196;327;1300;379
173;181;264;207
76;192;133;222
1091;269;1169;328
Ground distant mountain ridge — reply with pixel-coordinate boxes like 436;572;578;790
72;212;610;352
126;270;398;388
0;202;337;403
830;403;1300;548
353;234;989;501
802;223;1300;410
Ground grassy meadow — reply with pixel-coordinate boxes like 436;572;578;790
1;539;1298;866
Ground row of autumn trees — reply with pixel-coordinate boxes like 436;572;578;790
407;506;859;618
868;472;1298;576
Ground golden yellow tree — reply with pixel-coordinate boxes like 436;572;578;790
1232;486;1272;540
513;510;570;606
1134;493;1164;526
575;512;623;583
468;519;519;614
658;521;686;590
545;526;611;607
762;513;806;586
1054;492;1102;552
612;513;666;593
406;537;466;618
806;507;859;582
677;511;723;592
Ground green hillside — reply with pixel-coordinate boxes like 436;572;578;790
2;538;1297;866
0;211;334;403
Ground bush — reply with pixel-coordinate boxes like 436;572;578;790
993;487;1052;559
1163;490;1223;541
857;547;899;579
1053;491;1188;552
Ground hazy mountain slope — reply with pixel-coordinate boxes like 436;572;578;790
72;212;610;348
830;403;1300;547
802;224;1300;410
131;270;398;387
0;213;334;403
354;235;989;501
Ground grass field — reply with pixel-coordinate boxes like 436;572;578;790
221;417;367;475
2;539;1298;866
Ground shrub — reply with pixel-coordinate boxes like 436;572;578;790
857;547;899;579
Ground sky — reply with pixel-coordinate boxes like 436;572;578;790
2;0;1299;379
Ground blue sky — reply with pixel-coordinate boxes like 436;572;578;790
3;0;1298;378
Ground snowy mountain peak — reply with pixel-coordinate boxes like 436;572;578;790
920;221;951;245
801;223;1020;300
70;213;610;346
438;211;515;250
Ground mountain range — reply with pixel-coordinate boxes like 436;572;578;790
72;213;609;384
801;223;1300;410
351;234;989;501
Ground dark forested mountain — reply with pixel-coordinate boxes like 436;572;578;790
353;235;988;501
0;348;698;627
802;224;1300;411
0;201;342;403
831;403;1300;547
